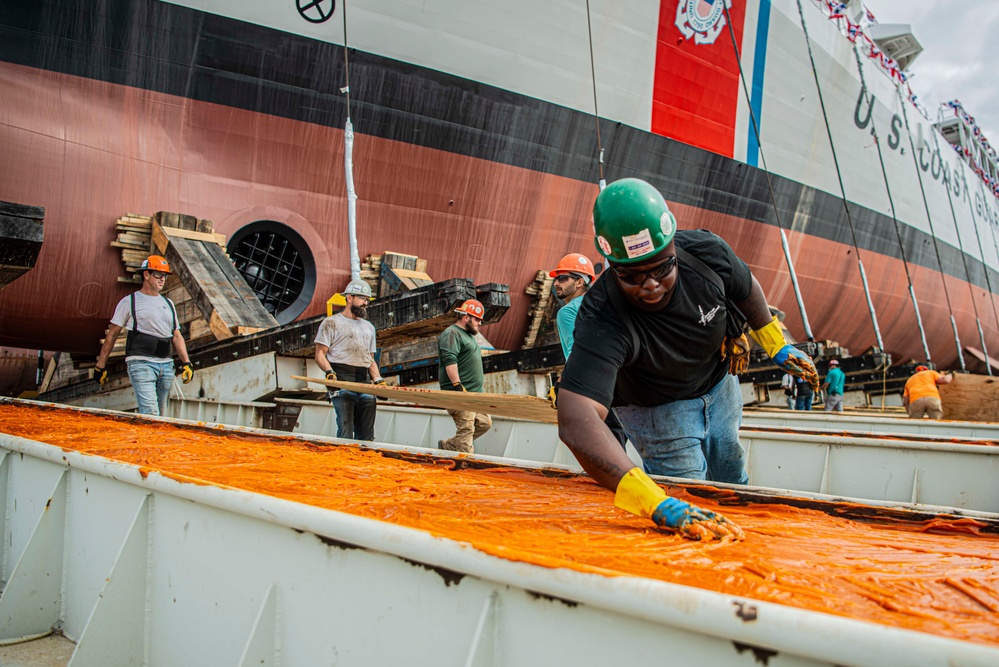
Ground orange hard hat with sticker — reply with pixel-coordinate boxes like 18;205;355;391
549;253;596;281
455;299;485;319
140;255;172;274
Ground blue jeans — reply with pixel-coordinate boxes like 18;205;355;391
614;375;748;484
795;393;813;410
127;359;174;416
332;390;377;440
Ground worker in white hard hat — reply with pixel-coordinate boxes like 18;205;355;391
314;279;384;440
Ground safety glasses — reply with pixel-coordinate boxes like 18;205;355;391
554;274;579;284
150;271;168;279
611;255;676;286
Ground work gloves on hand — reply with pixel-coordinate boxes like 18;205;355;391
750;315;819;392
93;366;108;385
614;468;743;541
179;362;194;384
547;382;558;410
449;381;467;392
373;378;386;385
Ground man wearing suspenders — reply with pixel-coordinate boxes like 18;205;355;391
557;179;819;540
94;255;194;415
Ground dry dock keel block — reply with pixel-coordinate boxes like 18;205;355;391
0;399;998;666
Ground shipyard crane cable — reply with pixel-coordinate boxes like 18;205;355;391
340;0;361;281
932;127;994;375
720;3;814;341
849;45;932;363
794;0;884;352
895;87;966;371
956;118;999;373
584;0;605;190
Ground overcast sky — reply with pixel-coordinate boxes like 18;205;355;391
861;0;999;140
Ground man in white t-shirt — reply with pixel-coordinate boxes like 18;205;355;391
94;255;194;415
314;279;384;440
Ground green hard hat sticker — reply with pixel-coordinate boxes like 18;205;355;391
592;178;676;264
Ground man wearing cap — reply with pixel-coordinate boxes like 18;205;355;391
93;255;195;416
314;279;384;441
557;178;819;541
821;359;846;412
903;365;953;419
437;299;492;453
548;253;628;449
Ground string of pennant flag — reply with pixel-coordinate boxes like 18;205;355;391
815;1;999;198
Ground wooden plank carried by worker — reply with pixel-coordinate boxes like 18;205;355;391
939;373;999;422
152;216;277;341
292;376;557;424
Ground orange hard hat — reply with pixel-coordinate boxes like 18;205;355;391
549;253;596;281
140;255;171;274
455;299;485;319
914;365;929;373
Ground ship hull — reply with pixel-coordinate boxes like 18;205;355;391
1;0;998;371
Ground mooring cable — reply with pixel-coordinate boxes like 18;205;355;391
722;2;814;341
585;0;605;191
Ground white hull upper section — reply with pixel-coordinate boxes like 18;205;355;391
165;0;999;271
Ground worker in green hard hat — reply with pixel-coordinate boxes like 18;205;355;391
557;178;819;541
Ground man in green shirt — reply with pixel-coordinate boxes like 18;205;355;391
437;299;492;453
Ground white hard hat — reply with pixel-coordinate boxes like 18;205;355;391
342;279;372;298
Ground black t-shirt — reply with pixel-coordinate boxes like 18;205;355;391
560;229;752;408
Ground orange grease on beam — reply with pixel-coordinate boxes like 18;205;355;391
2;403;998;647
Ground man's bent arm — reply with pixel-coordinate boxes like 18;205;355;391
733;275;773;330
557;388;634;490
444;363;461;386
314;344;332;373
96;324;123;368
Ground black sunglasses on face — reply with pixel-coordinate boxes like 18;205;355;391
554;274;579;284
611;255;677;286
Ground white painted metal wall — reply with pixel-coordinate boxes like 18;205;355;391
2;405;998;666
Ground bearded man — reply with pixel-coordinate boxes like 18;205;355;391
314;279;384;440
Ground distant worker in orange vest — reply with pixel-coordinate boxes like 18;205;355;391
437;299;492;453
547;252;628;449
902;365;953;419
93;255;194;416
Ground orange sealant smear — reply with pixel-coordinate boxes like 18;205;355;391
3;403;998;647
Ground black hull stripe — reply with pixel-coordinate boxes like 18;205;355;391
2;0;997;295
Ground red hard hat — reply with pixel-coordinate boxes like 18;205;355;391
140;255;171;274
549;253;596;281
914;365;929;373
455;299;485;319
828;359;839;366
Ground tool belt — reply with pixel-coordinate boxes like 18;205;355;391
329;363;370;383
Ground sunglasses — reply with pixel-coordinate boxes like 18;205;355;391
554;274;580;284
150;271;168;279
611;255;677;286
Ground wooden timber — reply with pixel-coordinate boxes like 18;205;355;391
0;200;44;291
292;375;557;424
152;216;277;340
940;373;999;422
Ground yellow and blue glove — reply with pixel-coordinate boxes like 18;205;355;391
614;468;743;540
750;315;819;392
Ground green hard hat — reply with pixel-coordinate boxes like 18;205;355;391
592;178;676;264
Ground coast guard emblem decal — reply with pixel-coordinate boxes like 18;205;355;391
676;0;732;45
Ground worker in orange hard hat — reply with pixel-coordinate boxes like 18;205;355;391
437;299;492;453
903;364;953;419
94;255;195;415
546;253;629;450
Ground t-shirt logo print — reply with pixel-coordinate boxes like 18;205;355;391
698;304;721;326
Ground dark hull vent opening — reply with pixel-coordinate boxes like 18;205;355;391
229;221;316;325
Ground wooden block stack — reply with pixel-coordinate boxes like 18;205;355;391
522;270;556;348
112;213;154;283
152;211;278;341
378;251;432;298
360;254;382;296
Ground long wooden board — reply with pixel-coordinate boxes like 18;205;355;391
291;375;558;424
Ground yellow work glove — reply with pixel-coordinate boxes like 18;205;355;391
373;378;386;385
93;366;108;385
750;316;819;392
546;382;558;409
179;362;194;384
614;468;743;541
